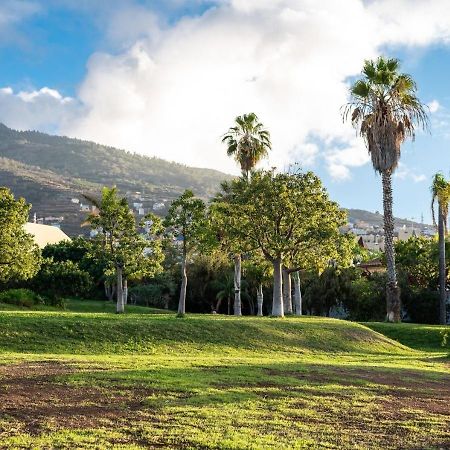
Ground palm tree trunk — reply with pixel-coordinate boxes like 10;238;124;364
293;271;302;316
438;203;447;325
272;257;284;317
233;254;242;316
178;255;187;315
382;170;401;322
282;267;293;314
116;265;124;314
257;283;263;316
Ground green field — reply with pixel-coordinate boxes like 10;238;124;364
0;300;448;449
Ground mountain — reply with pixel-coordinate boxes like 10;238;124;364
0;124;430;237
347;208;428;230
0;124;231;235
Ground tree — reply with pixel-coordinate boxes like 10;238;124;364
222;112;272;316
84;186;163;313
0;187;41;284
344;56;428;322
431;173;450;325
163;190;207;316
222;112;272;180
214;170;346;317
242;255;272;316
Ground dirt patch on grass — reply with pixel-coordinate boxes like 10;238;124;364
0;361;156;435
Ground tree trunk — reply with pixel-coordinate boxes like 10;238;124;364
116;265;124;314
382;170;401;322
282;267;293;314
123;278;128;305
233;254;242;316
104;281;115;302
215;297;223;313
178;255;187;315
438;203;447;325
227;295;231;315
257;284;263;316
272;258;284;317
293;271;302;316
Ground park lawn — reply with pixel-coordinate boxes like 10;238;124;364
0;303;448;449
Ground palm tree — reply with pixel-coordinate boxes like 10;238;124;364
222;113;271;316
343;57;428;322
431;173;450;325
222;112;272;181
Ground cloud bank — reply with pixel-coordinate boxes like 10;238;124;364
2;0;450;178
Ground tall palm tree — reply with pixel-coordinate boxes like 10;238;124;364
431;173;450;325
343;57;428;322
222;113;271;316
222;112;272;181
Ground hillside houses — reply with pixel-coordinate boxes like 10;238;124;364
345;220;437;252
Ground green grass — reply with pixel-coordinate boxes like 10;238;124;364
0;298;168;314
365;322;450;353
0;301;449;449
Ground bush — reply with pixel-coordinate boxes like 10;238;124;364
344;275;386;321
402;287;440;324
32;259;94;301
0;288;42;308
129;284;169;308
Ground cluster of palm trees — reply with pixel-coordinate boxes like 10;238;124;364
431;174;450;325
224;57;441;323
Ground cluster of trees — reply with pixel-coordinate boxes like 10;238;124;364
2;55;449;324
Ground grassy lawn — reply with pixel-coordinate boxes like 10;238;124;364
0;300;448;449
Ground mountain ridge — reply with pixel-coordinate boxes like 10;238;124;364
0;124;429;236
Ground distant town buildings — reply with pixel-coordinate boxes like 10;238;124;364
346;219;437;252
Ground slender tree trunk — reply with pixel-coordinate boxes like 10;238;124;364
282;267;293;314
234;254;242;316
104;280;115;302
257;283;264;316
438;203;447;325
382;170;401;322
227;295;231;315
116;265;124;314
272;258;284;317
178;255;187;315
215;297;223;313
293;271;302;316
123;278;128;305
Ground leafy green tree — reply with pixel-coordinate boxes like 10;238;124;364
344;56;428;322
84;186;163;313
222;112;272;316
214;170;346;317
0;187;41;284
395;236;439;289
163;190;207;315
32;258;94;303
431;173;450;324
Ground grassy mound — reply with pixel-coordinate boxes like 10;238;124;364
0;307;411;356
365;322;450;353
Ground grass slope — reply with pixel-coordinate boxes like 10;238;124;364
0;303;449;449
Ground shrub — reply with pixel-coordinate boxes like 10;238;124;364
32;258;94;300
0;288;42;308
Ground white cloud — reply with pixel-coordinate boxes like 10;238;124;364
394;163;427;183
325;140;370;181
2;0;450;177
0;87;79;132
427;99;440;113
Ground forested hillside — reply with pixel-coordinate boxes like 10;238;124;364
0;124;230;235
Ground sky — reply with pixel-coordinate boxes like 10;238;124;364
1;0;450;223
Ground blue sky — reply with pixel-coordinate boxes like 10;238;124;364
1;0;450;223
